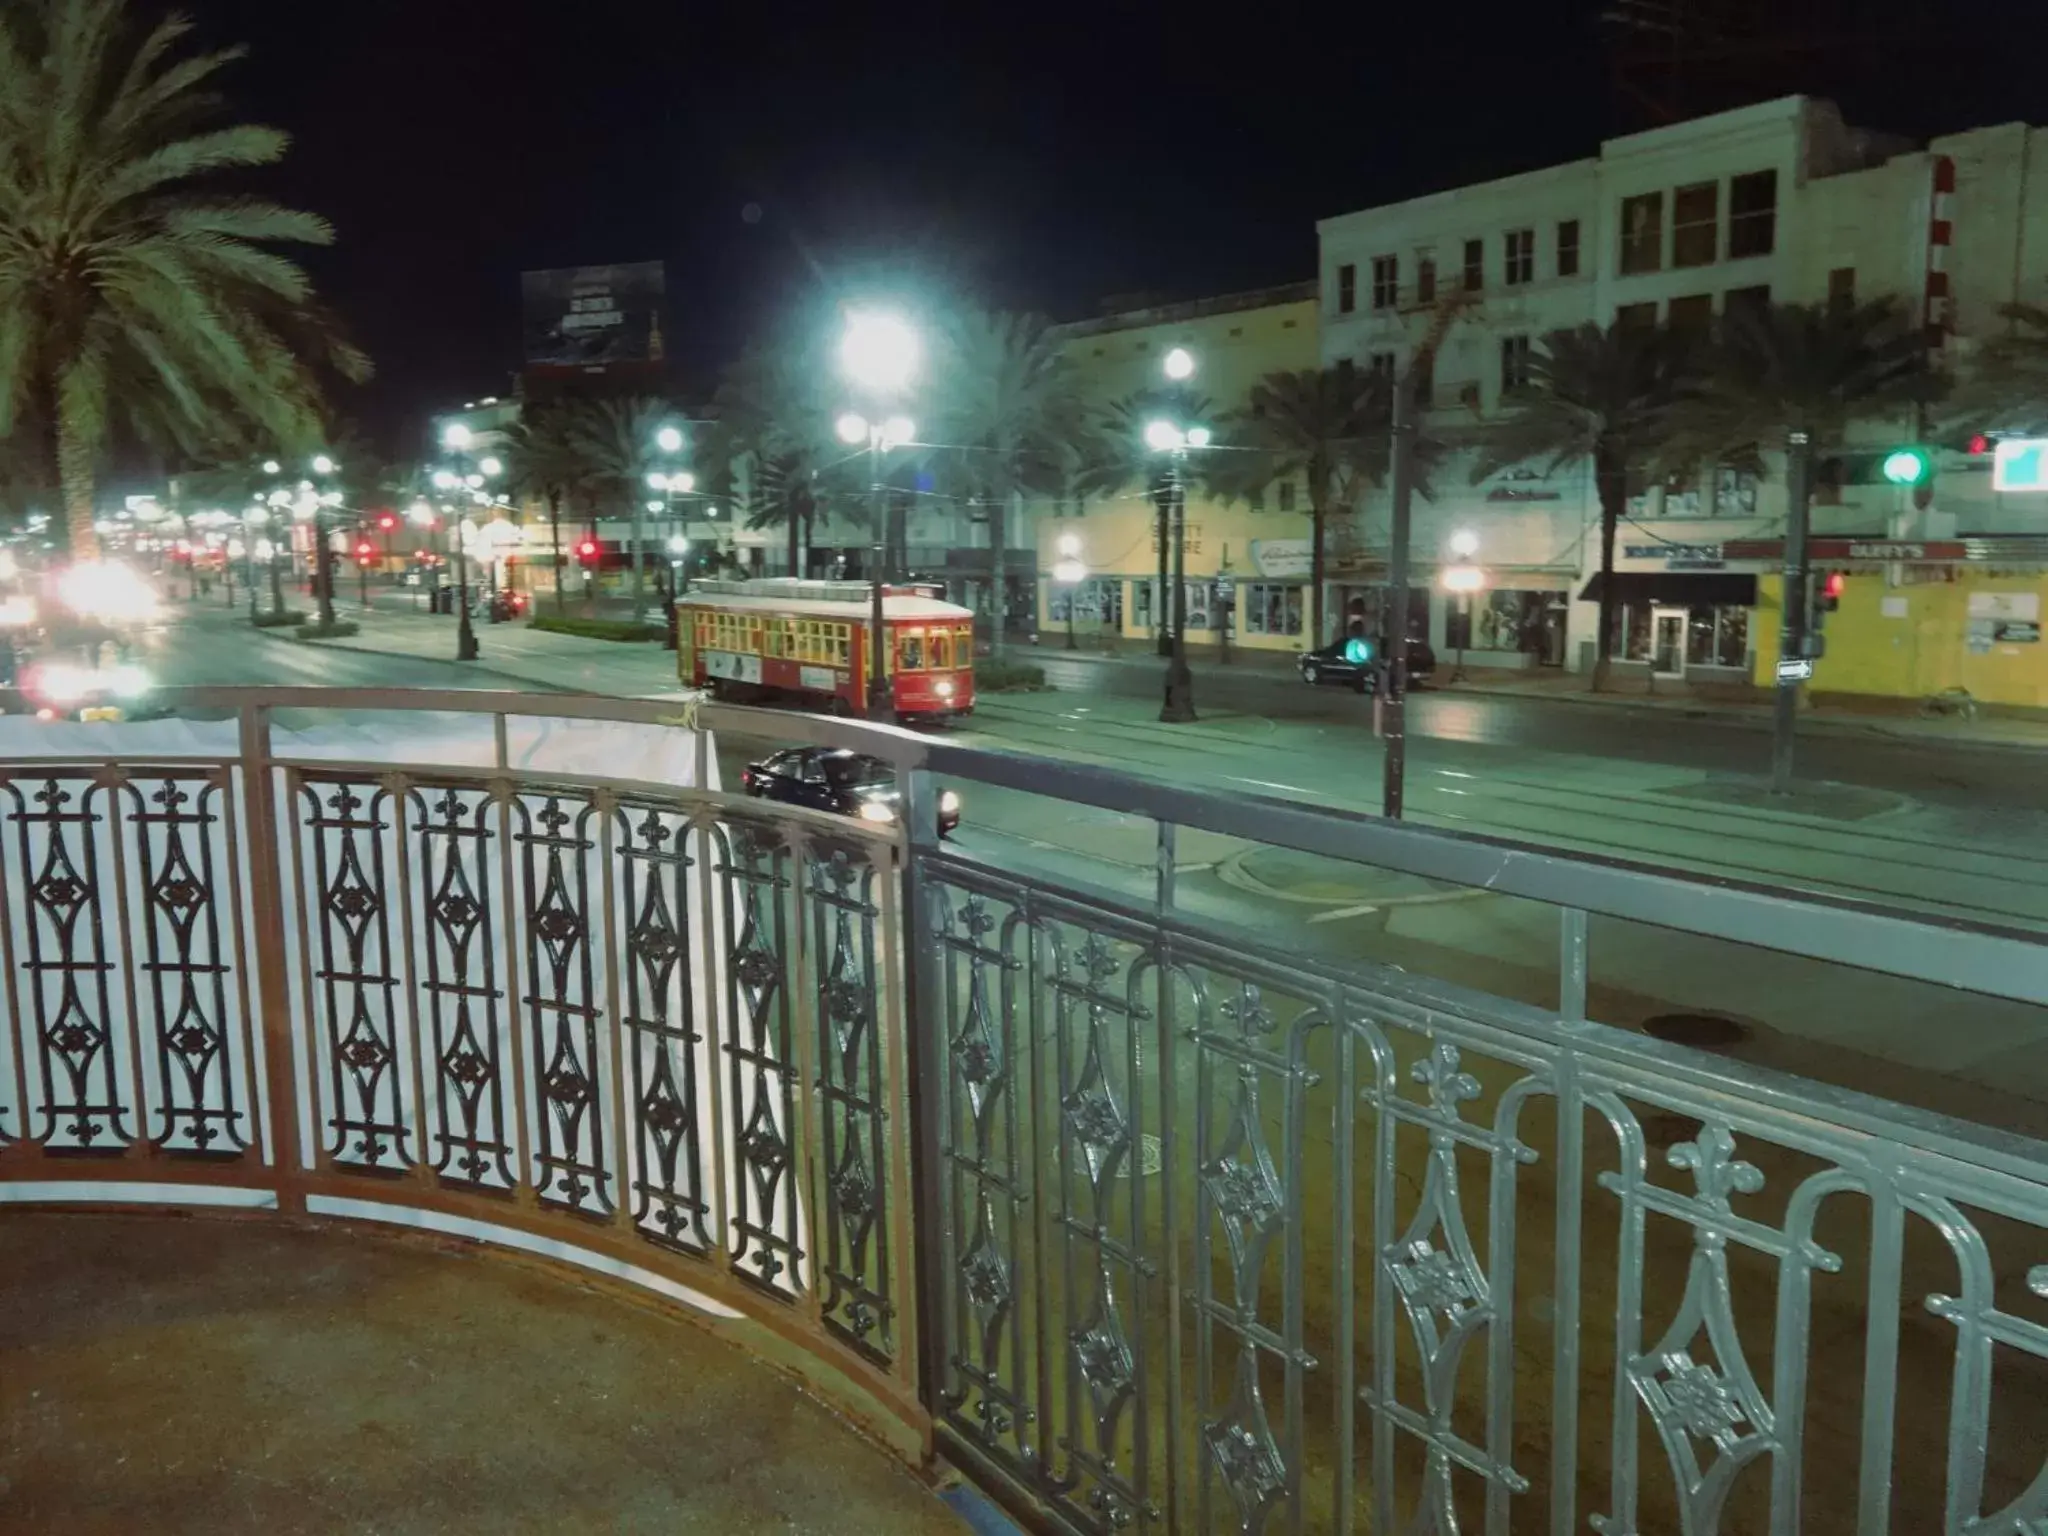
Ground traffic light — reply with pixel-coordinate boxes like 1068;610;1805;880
1817;570;1845;612
354;540;374;566
1881;447;1932;485
376;513;397;532
577;538;600;567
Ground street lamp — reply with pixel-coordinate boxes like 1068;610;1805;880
435;425;493;660
649;427;696;646
839;310;919;721
1441;532;1485;684
1054;534;1086;651
308;453;340;627
1147;349;1205;724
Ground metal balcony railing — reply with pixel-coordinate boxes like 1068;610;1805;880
1;688;2046;1536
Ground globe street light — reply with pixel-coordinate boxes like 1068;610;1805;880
656;424;684;454
649;427;698;645
840;310;921;720
1054;533;1086;651
433;432;496;661
1441;533;1485;683
1148;351;1203;722
308;453;340;627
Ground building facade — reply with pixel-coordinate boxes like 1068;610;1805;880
1037;283;1322;654
1318;95;2048;701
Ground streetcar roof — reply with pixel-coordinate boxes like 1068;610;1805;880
677;591;974;621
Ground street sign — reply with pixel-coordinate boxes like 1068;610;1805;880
1776;657;1814;684
1993;438;2048;492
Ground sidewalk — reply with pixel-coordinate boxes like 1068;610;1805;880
1027;643;2048;751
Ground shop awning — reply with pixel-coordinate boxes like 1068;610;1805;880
1578;572;1758;606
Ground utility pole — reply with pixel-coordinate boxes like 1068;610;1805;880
1770;428;1813;794
1381;367;1417;819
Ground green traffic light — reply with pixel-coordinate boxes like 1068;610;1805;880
1881;447;1931;486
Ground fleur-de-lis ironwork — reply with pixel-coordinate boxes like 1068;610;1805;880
1412;1040;1481;1119
1668;1124;1764;1210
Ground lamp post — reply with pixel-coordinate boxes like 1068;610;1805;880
1442;529;1484;684
437;424;496;660
1054;534;1085;650
838;310;920;722
1145;403;1208;725
648;436;695;648
309;454;341;628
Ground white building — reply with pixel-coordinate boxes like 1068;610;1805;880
1318;95;2048;685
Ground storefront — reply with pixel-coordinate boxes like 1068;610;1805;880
1444;577;1575;669
1036;508;1316;655
1737;537;2048;707
1579;571;1759;682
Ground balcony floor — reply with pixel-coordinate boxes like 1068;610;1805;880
0;1211;969;1535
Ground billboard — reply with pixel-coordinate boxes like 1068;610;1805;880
521;262;665;370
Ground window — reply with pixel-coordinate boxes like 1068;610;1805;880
1247;485;1265;512
1277;480;1298;513
1616;301;1658;332
1728;170;1777;257
1828;266;1856;308
1242;583;1304;636
1504;228;1535;285
1619;191;1663;274
1500;334;1532;396
1475;590;1566;655
1367;351;1396;379
1462;238;1483;291
1685;605;1750;667
1712;464;1758;516
1416;256;1436;304
1557;219;1581;277
1412;350;1435;405
1336;262;1356;314
1724;284;1771;322
898;631;925;671
1672;181;1718;268
1666;293;1714;339
929;629;952;670
1371;254;1399;309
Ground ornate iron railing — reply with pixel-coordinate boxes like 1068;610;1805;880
4;688;2047;1536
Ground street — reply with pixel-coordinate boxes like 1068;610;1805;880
124;600;2048;1135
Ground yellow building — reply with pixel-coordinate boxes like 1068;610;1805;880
1041;283;1323;654
1752;562;2048;709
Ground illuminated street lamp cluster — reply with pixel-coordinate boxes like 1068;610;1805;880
1148;345;1206;723
837;310;921;720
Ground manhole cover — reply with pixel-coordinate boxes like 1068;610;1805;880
1640;1013;1751;1050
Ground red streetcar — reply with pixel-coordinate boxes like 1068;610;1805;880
677;578;976;721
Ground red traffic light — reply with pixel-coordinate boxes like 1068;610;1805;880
1822;571;1846;599
1968;433;1991;456
376;513;397;531
577;539;599;564
354;541;374;563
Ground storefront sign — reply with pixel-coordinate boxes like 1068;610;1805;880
1968;591;2040;621
1721;538;1970;563
1248;538;1311;579
1624;543;1723;569
1995;620;2041;644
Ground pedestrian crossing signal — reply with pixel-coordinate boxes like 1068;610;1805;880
1343;636;1374;665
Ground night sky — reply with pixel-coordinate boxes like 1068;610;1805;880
180;0;2041;455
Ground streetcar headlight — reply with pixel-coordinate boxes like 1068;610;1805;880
940;790;960;815
935;679;955;698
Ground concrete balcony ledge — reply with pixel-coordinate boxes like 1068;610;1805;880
0;1212;978;1535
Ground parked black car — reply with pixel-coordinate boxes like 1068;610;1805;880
741;747;961;836
1296;634;1436;692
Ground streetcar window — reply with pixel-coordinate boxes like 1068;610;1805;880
900;632;924;670
929;630;951;669
955;624;973;660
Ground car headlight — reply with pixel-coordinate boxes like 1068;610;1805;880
109;665;151;699
939;790;960;815
856;800;898;824
935;679;955;698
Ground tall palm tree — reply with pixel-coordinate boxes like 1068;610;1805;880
712;343;840;578
0;0;368;561
1210;365;1408;647
1951;302;2048;433
561;396;673;622
506;406;584;612
931;309;1085;656
1470;322;1695;691
1693;296;1941;451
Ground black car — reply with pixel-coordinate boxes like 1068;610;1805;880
1296;634;1437;692
741;747;961;836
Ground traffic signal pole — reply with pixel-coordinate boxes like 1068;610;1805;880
1770;428;1813;795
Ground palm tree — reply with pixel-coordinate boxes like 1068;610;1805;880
561;396;674;622
1074;386;1218;653
0;0;368;562
1210;365;1406;647
506;406;584;612
712;344;839;578
1693;297;1938;451
931;309;1085;656
1939;301;2046;434
1470;322;1695;691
